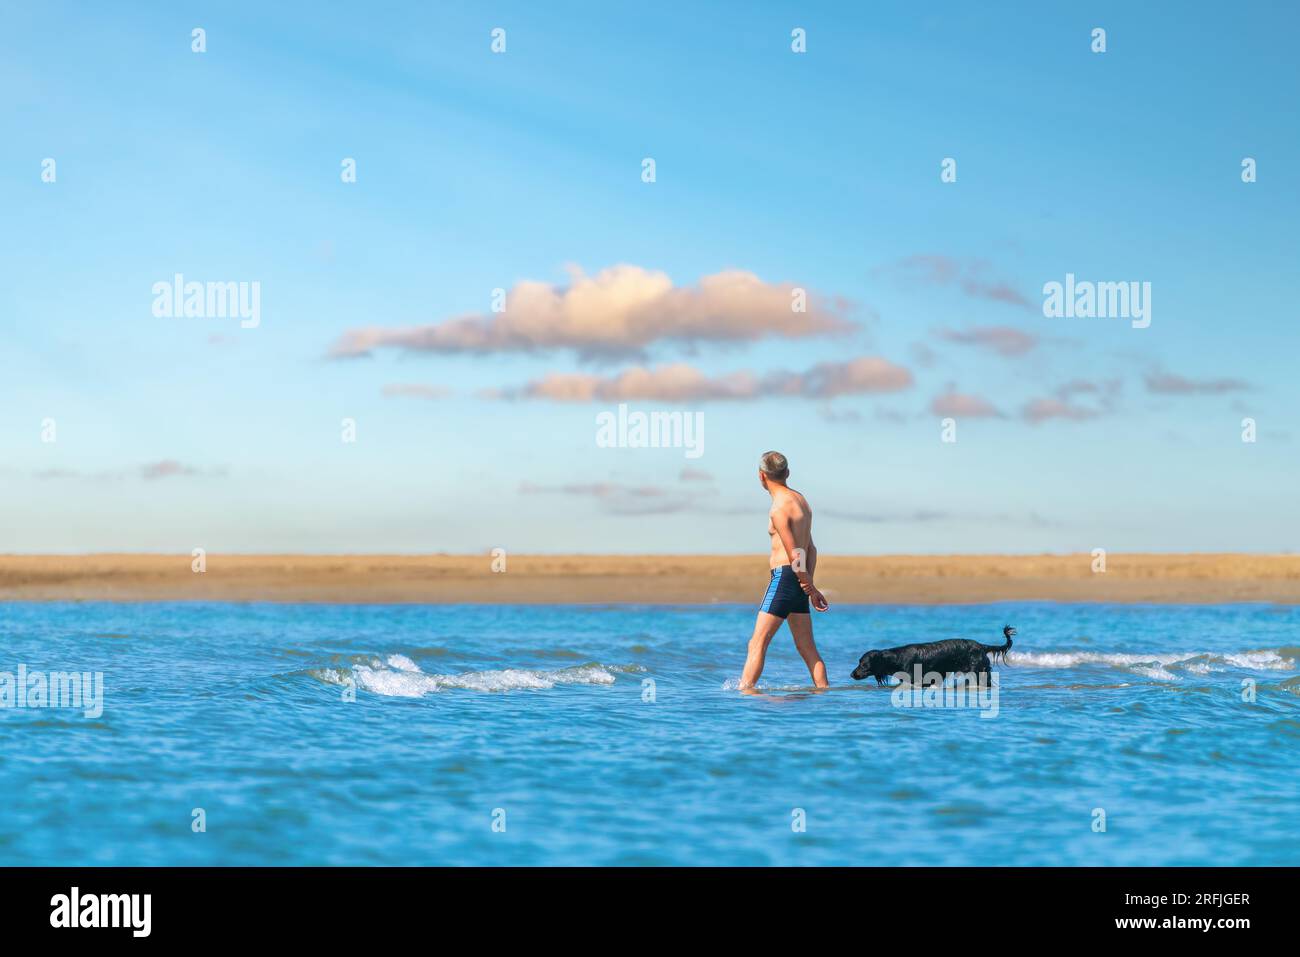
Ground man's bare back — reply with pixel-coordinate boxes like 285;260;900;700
768;486;814;570
739;451;830;691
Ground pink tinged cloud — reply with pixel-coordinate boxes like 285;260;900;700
381;384;452;399
909;342;939;368
896;254;961;284
514;364;762;402
519;481;665;500
1144;372;1249;395
498;357;912;403
1055;378;1103;397
34;461;220;481
1019;378;1121;423
517;480;710;516
890;255;1032;309
796;357;914;397
968;282;1031;308
937;325;1038;357
930;391;1001;418
140;460;200;480
327;265;853;361
1021;398;1100;424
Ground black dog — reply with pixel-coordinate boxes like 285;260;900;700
850;626;1015;685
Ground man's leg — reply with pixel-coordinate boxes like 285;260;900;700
787;613;829;688
738;612;785;689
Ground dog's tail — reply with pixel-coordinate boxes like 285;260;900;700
982;625;1015;662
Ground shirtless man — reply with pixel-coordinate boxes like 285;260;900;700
738;451;830;690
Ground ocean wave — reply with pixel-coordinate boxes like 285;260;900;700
311;654;637;697
1008;649;1295;680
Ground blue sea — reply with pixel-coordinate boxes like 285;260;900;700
1;601;1297;866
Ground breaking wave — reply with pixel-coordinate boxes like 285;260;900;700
1008;649;1295;681
311;654;639;697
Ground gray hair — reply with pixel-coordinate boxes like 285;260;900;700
759;450;789;480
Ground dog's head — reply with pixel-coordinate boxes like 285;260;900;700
851;650;885;682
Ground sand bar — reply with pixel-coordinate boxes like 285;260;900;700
1;553;1298;604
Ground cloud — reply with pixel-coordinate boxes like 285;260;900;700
818;405;862;424
328;264;854;361
502;364;760;402
1144;372;1249;395
520;481;664;500
873;407;909;424
1055;378;1119;398
1021;378;1122;423
493;357;912;404
519;480;716;516
909;342;939;368
821;508;951;524
936;325;1037;357
883;255;1032;309
930;389;1001;418
140;460;200;480
797;357;914;397
34;461;222;481
679;467;713;482
1021;398;1100;423
822;507;1060;528
381;384;452;400
818;401;910;425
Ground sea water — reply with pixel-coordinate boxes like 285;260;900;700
1;601;1296;865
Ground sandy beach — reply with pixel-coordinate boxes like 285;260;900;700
1;553;1298;604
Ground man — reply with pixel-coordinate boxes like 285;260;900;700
738;451;830;690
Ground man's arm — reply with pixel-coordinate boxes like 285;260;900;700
771;510;810;584
801;539;828;609
773;512;829;611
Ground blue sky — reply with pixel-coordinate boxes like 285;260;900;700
2;1;1296;554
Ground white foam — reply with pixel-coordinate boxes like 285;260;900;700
385;654;420;672
316;657;624;697
1009;649;1295;679
354;662;441;697
1222;651;1292;670
1131;664;1179;682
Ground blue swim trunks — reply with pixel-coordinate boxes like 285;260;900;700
759;565;810;618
